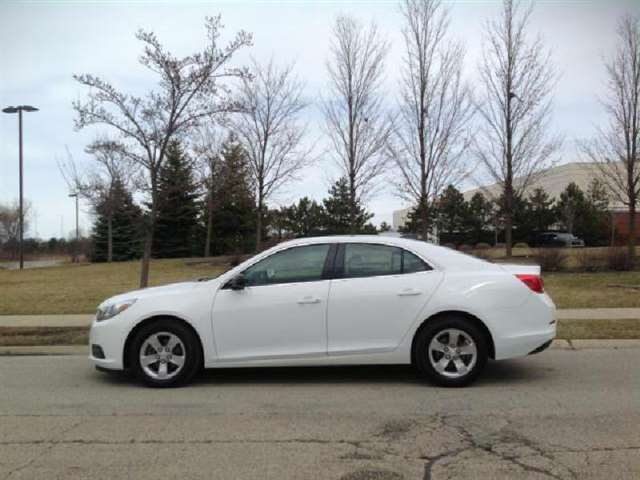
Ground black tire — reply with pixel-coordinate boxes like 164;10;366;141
129;319;202;388
413;315;489;387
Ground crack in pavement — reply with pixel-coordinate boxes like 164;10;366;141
421;415;579;480
2;417;85;480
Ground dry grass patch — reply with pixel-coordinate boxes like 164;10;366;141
0;327;88;346
543;271;640;308
557;319;640;339
0;259;226;315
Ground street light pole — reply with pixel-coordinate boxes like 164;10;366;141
69;193;79;263
2;105;39;270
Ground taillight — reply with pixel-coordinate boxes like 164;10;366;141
515;274;544;293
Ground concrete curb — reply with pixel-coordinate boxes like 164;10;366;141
1;340;640;356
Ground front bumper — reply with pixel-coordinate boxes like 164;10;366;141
88;316;129;371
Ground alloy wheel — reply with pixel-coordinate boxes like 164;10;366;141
139;332;186;381
428;328;477;379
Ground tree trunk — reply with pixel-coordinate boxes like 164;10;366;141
139;188;157;288
505;213;513;257
349;174;357;234
628;203;637;261
255;194;263;252
107;215;113;263
420;197;429;242
204;190;213;258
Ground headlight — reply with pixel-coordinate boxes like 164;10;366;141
96;299;137;322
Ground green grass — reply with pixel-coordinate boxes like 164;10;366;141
544;271;640;309
0;259;226;315
0;255;639;315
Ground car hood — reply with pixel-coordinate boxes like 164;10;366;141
98;279;220;308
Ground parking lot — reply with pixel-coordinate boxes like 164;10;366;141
0;347;638;480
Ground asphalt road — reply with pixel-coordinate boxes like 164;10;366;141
0;349;639;480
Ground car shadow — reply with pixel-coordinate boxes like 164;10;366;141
92;358;555;388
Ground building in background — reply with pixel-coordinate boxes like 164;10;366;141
392;162;637;244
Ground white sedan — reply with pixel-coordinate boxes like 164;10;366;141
89;236;556;387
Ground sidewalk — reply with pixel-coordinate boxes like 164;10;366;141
0;314;93;327
1;309;640;328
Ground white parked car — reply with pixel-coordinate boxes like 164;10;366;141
89;236;556;388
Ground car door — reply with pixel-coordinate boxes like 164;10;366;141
327;243;443;355
212;244;334;361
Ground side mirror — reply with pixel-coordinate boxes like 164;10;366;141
229;273;246;290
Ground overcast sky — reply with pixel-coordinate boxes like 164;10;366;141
0;0;637;239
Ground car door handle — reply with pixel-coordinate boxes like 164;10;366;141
397;289;422;297
297;296;322;305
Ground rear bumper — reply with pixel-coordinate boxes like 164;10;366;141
529;339;553;355
492;292;557;360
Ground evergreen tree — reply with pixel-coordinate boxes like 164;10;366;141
152;141;201;258
323;178;376;234
400;199;435;237
495;192;530;243
378;221;391;233
525;188;557;233
91;179;142;262
285;197;325;237
207;137;256;255
464;192;494;244
556;182;587;236
584;178;610;245
436;185;467;237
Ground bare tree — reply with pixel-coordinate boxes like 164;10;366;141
580;14;640;259
58;141;135;263
323;15;392;233
229;58;311;251
474;0;561;257
73;16;252;287
389;0;475;240
191;124;224;258
0;201;31;259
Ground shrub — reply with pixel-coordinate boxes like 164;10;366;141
472;249;493;261
534;248;568;272
575;249;605;272
607;248;634;271
514;242;530;249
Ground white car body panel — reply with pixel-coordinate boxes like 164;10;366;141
327;270;444;355
212;280;330;361
89;236;556;372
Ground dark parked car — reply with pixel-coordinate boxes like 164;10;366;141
534;232;585;248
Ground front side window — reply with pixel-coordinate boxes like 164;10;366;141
242;244;331;286
342;243;431;278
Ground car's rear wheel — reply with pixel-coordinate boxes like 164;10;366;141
414;316;488;387
129;319;202;388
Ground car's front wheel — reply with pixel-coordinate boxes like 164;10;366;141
414;316;488;387
129;319;202;388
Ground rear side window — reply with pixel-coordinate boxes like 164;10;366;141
344;244;402;277
341;244;431;278
403;250;429;273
